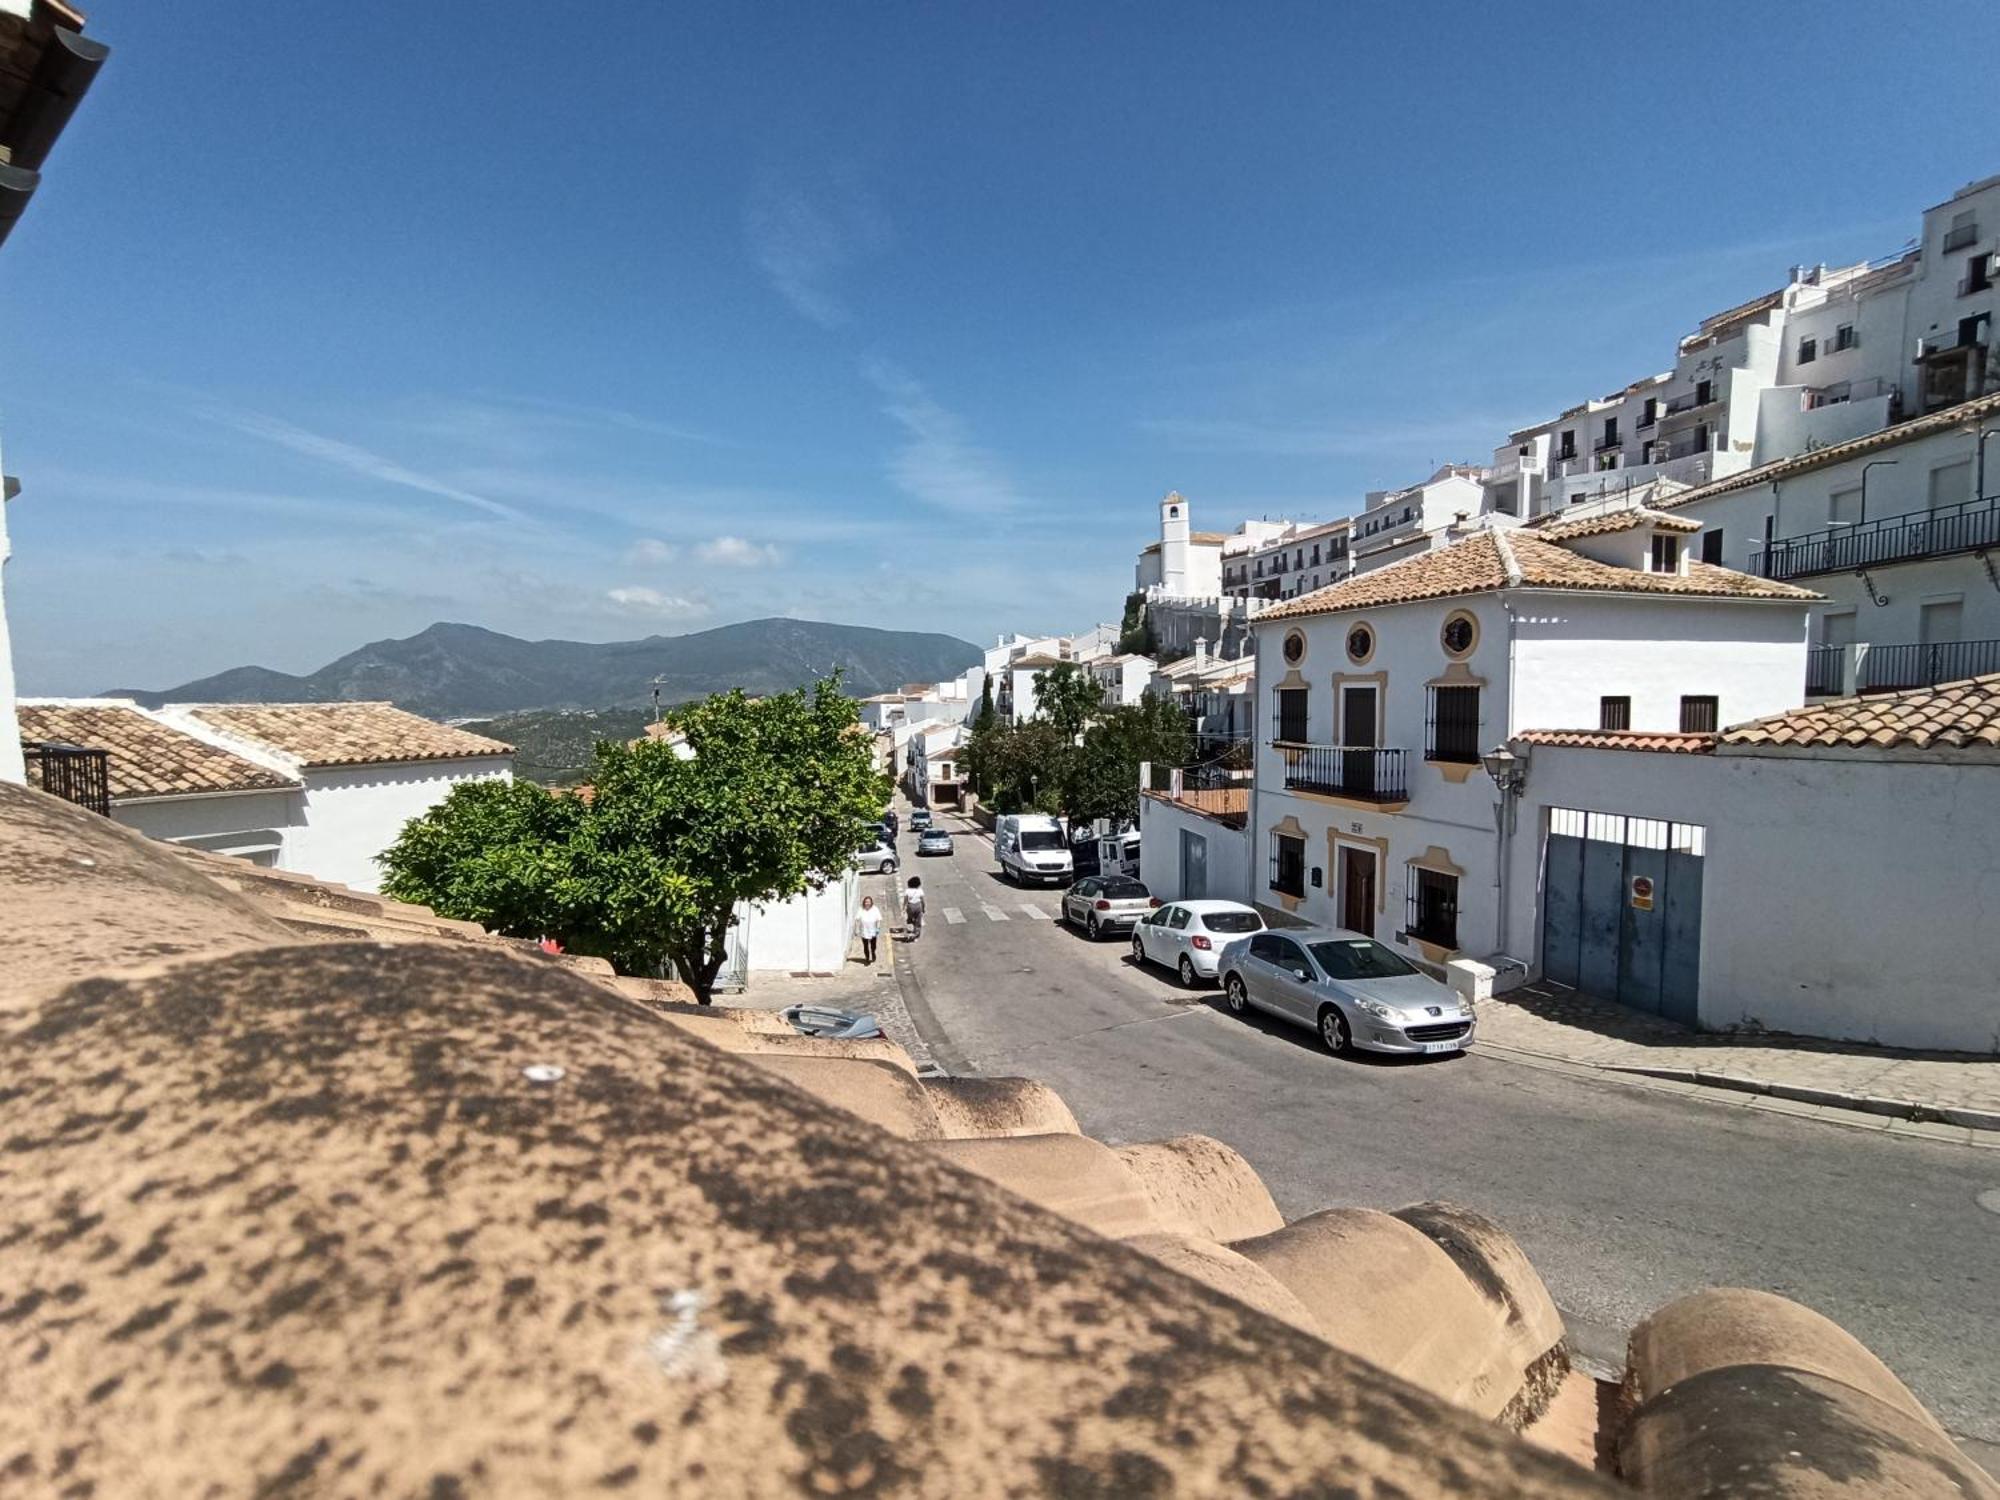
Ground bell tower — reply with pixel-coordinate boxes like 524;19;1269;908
1159;491;1191;596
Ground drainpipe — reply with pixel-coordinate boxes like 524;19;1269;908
1493;600;1521;955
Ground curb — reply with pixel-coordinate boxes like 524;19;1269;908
1477;1041;2000;1149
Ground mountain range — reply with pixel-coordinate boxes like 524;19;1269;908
108;618;984;720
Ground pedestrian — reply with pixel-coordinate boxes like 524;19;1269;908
856;895;882;966
903;875;925;940
885;808;899;840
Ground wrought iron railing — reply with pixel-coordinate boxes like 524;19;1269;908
1757;494;2000;580
1805;646;1843;696
1273;743;1408;802
27;741;112;817
1863;639;2000;692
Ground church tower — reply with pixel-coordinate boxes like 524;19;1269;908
1159;491;1191;596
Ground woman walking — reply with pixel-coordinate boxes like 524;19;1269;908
856;895;882;966
903;876;926;940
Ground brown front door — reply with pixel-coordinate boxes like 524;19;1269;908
1340;846;1376;936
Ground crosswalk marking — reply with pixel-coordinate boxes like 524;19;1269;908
980;904;1011;922
943;907;965;925
1019;903;1051;921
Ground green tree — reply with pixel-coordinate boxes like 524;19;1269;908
1058;695;1194;829
973;676;997;733
381;678;888;1003
1117;590;1157;657
1031;661;1104;741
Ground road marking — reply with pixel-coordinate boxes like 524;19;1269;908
1019;903;1050;920
943;907;965;925
981;905;1011;922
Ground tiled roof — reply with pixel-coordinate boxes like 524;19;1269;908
1656;391;2000;513
18;702;298;800
1514;729;1716;755
1190;530;1230;545
1530;508;1703;543
184;702;513;768
1256;531;1816;621
1719;672;2000;753
1010;653;1063;669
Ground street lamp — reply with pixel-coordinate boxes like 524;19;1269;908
1481;745;1526;797
1859;458;1898;525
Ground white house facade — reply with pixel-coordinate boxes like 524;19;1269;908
1246;521;1814;974
1504;674;2000;1054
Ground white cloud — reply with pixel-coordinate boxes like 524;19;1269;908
194;400;529;523
744;171;891;329
606;585;709;620
696;535;781;567
627;537;678;564
862;358;1022;515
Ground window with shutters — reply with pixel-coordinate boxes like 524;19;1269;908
1650;534;1681;572
1680;695;1719;734
1277;688;1309;744
1425;685;1480;764
1406;867;1459;948
1269;833;1305;897
1700;528;1723;564
1599;696;1631;731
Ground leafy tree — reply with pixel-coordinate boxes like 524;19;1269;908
1117;590;1157;657
1058;695;1193;829
1031;660;1104;741
381;678;888;1003
973;676;997;733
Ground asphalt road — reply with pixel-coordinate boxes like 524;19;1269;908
892;808;2000;1450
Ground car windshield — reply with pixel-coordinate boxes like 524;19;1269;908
923;830;949;841
1200;911;1262;934
1308;939;1420;980
1020;830;1064;851
1100;878;1147;899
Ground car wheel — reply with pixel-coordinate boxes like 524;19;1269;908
1178;955;1197;987
1086;913;1101;941
879;859;894;874
1318;1005;1352;1056
1225;974;1247;1014
1130;935;1147;967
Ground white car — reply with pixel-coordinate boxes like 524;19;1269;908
1130;900;1266;987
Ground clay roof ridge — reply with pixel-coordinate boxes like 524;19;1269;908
1490;528;1524;588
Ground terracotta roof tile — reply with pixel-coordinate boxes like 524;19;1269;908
184;702;513;768
1257;531;1815;621
1656;391;2000;513
19;703;298;800
1514;729;1717;754
1530;508;1703;543
1718;672;2000;753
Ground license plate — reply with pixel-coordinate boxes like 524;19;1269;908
1422;1040;1462;1054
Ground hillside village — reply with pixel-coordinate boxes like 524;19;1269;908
2;4;1998;1495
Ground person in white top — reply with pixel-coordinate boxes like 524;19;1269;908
856;895;883;966
903;876;926;940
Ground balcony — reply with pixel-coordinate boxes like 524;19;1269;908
1810;638;2000;696
24;741;111;817
1662;390;1720;419
1757;494;2000;580
1273;743;1408;803
1593;432;1622;454
1943;223;1979;253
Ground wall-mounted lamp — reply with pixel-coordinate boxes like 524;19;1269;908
1481;745;1528;796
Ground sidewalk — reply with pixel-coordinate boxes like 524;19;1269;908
720;923;936;1072
1480;982;2000;1141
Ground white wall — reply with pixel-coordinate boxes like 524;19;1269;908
737;869;861;975
115;788;304;863
290;758;512;893
1139;794;1251;907
0;433;21;786
1507;743;2000;1054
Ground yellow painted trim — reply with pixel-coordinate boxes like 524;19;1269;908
1331;670;1388;744
1407;843;1466;878
1423;661;1486;689
1433;761;1480;784
1343;618;1377;667
1328;829;1390;917
1292;789;1409;815
1440;608;1481;661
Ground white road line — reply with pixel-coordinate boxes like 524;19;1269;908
981;905;1011;922
943;907;966;925
1019;903;1050;921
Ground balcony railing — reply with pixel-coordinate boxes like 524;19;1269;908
26;741;112;817
1662;390;1718;417
1273;742;1408;803
1812;638;2000;695
1757;494;2000;580
1943;223;1979;252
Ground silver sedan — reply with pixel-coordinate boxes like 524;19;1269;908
1218;925;1475;1057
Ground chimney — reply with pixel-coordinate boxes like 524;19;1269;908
1194;637;1209;665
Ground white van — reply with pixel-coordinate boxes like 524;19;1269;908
995;813;1074;886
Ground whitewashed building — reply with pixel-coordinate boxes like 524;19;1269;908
1090;652;1156;707
1503;674;2000;1054
18;698;514;891
1245;519;1814;973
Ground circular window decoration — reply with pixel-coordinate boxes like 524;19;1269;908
1345;624;1374;663
1282;630;1306;666
1441;611;1478;658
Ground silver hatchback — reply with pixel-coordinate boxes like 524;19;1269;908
1218;926;1475;1057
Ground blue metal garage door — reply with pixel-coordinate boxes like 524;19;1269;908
1540;809;1704;1025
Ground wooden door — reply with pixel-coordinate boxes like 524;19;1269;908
1340;846;1376;936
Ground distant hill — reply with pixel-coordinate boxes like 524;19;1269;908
108;617;983;720
459;707;655;786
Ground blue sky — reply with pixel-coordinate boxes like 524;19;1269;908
5;2;1997;692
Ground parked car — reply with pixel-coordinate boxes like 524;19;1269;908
1130;900;1266;987
909;807;933;832
1218;926;1475;1058
781;1004;883;1041
1070;829;1141;880
995;813;1074;885
916;827;953;857
1061;875;1157;939
851;838;899;876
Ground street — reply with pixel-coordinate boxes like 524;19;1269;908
885;806;2000;1450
